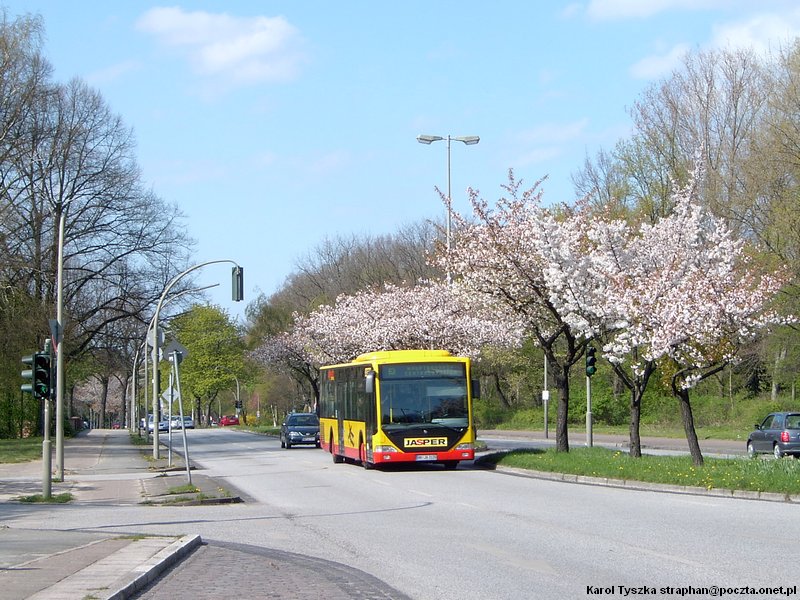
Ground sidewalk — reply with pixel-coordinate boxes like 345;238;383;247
0;429;227;599
0;429;407;600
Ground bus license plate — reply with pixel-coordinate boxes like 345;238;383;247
416;454;437;461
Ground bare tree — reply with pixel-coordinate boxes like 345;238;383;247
3;76;194;369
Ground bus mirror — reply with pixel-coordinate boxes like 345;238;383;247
471;379;480;399
365;371;375;394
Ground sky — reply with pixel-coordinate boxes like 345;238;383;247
5;1;800;322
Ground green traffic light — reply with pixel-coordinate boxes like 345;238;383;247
21;351;51;399
585;346;597;378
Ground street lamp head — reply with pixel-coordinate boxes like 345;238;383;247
454;135;480;145
417;134;444;144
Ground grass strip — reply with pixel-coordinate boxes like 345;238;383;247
484;447;800;495
0;437;44;463
18;492;73;503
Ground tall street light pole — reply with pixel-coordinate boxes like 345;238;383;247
417;134;480;283
54;203;70;481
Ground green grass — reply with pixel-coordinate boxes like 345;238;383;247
18;492;73;503
129;432;149;446
166;484;200;495
483;447;800;495
0;437;44;463
242;425;280;436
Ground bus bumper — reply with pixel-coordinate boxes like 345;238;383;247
371;447;474;465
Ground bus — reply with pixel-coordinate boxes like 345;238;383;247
319;349;479;469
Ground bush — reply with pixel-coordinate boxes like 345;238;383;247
592;392;628;426
505;408;542;429
473;398;507;429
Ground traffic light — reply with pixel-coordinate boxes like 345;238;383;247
585;346;597;378
232;266;244;302
21;351;52;400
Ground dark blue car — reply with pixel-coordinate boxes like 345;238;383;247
747;412;800;459
280;413;320;449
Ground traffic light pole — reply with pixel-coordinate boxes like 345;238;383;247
586;374;593;448
22;347;53;499
585;346;596;448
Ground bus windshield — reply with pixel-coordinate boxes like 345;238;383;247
379;362;469;428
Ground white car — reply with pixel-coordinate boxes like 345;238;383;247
146;415;168;432
169;415;195;430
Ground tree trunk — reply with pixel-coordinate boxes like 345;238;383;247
99;376;109;428
677;387;704;466
492;372;511;409
771;346;787;402
629;389;642;458
552;365;570;452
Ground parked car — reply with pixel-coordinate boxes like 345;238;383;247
111;421;121;430
747;412;800;459
170;415;183;430
280;412;320;449
182;416;195;429
219;415;240;426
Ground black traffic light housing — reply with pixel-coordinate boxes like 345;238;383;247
585;346;597;378
21;351;52;400
232;266;244;302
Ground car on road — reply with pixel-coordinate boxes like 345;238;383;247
146;415;168;432
219;415;240;426
168;416;195;430
747;412;800;459
280;412;320;449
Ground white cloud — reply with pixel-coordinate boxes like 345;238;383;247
630;43;691;79
629;8;800;80
512;119;590;166
585;0;725;20
86;59;142;85
515;146;564;166
136;7;306;87
710;9;800;54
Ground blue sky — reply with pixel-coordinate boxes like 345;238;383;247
6;1;800;321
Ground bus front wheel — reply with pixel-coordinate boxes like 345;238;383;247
331;435;344;464
360;439;373;470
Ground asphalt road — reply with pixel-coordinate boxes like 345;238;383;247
3;428;796;599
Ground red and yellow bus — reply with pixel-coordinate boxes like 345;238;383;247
319;349;478;469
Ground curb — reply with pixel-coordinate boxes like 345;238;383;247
140;472;245;506
483;461;800;503
107;534;203;600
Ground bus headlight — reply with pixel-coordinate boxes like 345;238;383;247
374;445;398;453
455;443;473;450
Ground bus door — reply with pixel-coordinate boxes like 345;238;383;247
336;378;345;456
364;370;376;457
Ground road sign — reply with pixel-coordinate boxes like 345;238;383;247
163;339;189;363
147;326;164;348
